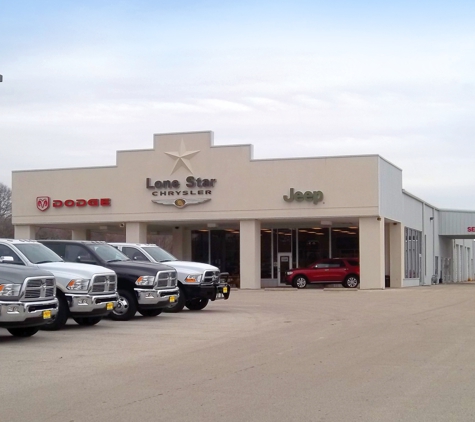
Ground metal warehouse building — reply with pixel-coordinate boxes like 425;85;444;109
11;131;475;289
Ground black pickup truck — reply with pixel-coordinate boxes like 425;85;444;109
40;241;179;321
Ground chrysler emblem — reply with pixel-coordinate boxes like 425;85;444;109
152;198;211;208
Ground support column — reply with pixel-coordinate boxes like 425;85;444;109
126;222;147;243
389;223;404;288
359;217;385;289
14;225;36;240
239;220;261;289
172;227;185;260
72;229;89;240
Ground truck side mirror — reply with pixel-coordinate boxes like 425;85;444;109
0;256;14;263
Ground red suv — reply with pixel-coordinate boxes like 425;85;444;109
285;258;359;289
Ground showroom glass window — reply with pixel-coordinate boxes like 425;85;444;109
405;228;421;278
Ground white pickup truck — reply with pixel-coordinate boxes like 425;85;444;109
110;243;230;312
0;239;118;330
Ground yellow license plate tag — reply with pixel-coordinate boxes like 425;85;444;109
106;302;114;310
223;287;228;293
169;296;176;303
43;310;52;319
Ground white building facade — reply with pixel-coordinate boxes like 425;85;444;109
11;131;475;289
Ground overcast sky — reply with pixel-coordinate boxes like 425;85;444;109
1;0;474;209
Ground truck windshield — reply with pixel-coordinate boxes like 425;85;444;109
15;243;63;264
91;244;130;262
142;246;177;262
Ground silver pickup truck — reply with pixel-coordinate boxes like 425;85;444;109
0;239;118;330
0;264;58;337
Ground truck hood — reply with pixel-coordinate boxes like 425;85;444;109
162;261;219;274
37;262;115;279
106;260;176;276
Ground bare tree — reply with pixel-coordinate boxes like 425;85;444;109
0;183;13;238
36;227;72;240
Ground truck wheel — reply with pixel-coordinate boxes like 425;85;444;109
164;287;186;313
138;309;162;317
73;316;102;326
185;298;209;311
7;327;39;337
110;290;137;321
41;293;69;331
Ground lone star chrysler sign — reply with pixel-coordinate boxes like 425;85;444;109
146;176;217;209
149;140;216;208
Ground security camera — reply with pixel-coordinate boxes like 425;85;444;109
119;223;125;228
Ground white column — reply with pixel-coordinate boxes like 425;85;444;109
72;229;88;240
14;225;36;239
389;223;404;288
359;217;385;289
126;222;147;243
239;220;261;289
172;227;184;260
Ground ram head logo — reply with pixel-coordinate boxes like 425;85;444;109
36;196;50;212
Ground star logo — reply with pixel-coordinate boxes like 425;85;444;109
164;140;200;174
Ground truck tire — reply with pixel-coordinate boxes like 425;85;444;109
73;316;102;326
185;298;209;311
7;327;39;337
138;309;162;317
164;286;186;313
110;289;137;321
41;293;69;331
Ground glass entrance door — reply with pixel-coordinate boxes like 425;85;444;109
278;252;292;284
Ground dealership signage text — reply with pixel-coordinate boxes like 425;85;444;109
146;176;216;196
283;188;324;205
36;197;111;212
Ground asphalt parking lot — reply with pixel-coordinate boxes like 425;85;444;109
2;284;475;422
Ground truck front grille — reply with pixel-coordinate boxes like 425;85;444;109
24;277;56;299
91;274;117;293
156;270;177;288
203;270;220;285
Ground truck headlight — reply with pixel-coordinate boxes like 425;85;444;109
184;274;202;283
0;284;21;298
136;276;155;286
66;279;90;291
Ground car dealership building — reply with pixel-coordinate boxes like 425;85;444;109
11;131;475;289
